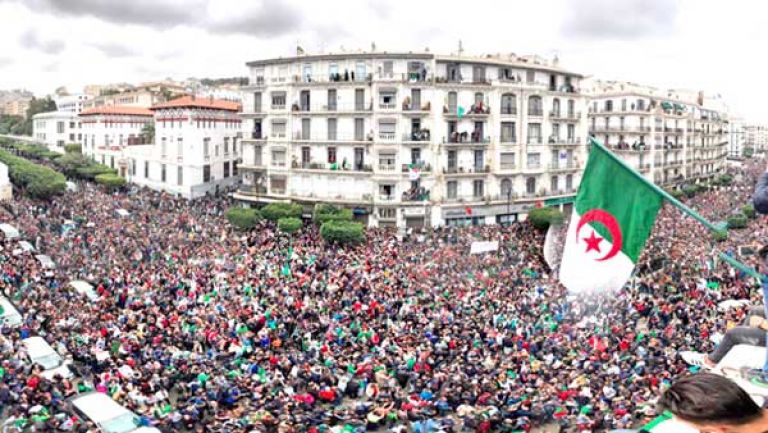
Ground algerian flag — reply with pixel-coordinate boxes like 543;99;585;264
641;411;698;433
559;141;663;292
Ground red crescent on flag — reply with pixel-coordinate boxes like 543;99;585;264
576;209;622;261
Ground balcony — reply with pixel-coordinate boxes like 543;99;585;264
402;187;430;202
550;111;581;120
611;144;649;153
443;165;491;175
548;162;580;172
249;131;265;140
443;134;490;145
378;132;396;141
527;137;543;145
401;162;432;173
499;163;517;171
528;109;544;117
551;138;582;146
500;107;517;116
379;102;396;110
292;133;372;143
293;73;372;85
435;76;491;86
292;103;373;114
402;100;431;113
378;195;396;202
443;103;491;118
520;189;551;199
402;130;431;143
292;161;373;174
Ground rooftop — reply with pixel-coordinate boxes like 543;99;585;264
79;106;153;117
246;51;582;77
150;96;241;112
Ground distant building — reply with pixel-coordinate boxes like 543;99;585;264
744;124;768;155
79;106;154;175
32;111;80;152
125;96;242;198
82;89;162;111
0;162;11;201
588;80;729;186
3;98;32;118
55;94;91;114
728;117;746;158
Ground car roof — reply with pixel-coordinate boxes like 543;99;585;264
22;336;55;355
71;392;132;423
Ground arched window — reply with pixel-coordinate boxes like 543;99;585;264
501;93;516;115
526;177;536;194
447;91;457;112
528;96;542;116
500;178;513;197
552;98;561;117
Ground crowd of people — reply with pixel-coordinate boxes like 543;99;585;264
0;158;764;433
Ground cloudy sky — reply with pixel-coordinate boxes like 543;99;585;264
0;0;766;120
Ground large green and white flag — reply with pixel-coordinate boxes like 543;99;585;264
559;141;663;292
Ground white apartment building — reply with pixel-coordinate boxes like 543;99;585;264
32;111;81;153
728;117;746;158
588;81;729;186
79;106;153;175
745;124;768;155
125;96;242;198
235;52;588;228
55;94;91;113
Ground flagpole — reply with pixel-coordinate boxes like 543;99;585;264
588;137;723;233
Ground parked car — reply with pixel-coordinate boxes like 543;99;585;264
68;392;161;433
22;336;73;379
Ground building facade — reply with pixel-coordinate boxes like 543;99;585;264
587;81;728;186
235;52;588;228
3;98;31;118
32;111;81;153
728;117;746;158
125;96;242;199
55;94;91;114
744;124;768;155
79;106;154;175
82;89;162;111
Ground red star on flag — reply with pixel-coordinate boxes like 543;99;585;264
583;231;603;253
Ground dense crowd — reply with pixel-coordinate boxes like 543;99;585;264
0;159;764;433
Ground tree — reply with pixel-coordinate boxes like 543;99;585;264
320;220;364;244
527;207;565;230
0;147;66;199
313;203;353;224
278;217;302;234
727;213;748;229
95;173;126;189
260;203;303;221
742;204;757;219
64;143;82;154
226;207;261;230
141;123;155;144
712;230;728;242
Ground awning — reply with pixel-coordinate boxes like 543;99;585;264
673;103;685;111
660;102;674;110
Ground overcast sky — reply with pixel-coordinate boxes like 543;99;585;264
1;0;766;121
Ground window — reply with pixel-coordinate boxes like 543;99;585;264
327;89;337;110
378;152;396;171
473;150;484;170
552;98;561;116
500;153;516;170
57;122;64;133
161;164;166;183
447;181;458;199
567;124;575;141
253;92;262;112
447;92;457;113
328;147;337;163
131;159;136;176
637;99;645;110
272;150;286;166
527;153;541;168
447;150;457;169
379;184;394;198
621;99;627;111
526;177;536;194
354;118;365;141
379;90;396;109
472;66;486;83
177;166;183;185
473;180;484;198
550;176;559;193
501;93;516;115
382;60;393;77
233;161;238;176
203;138;210;158
355;61;366;81
604;100;613;112
329;63;338;79
527;123;542;144
203;165;211;182
410;148;421;164
566;174;573;190
327;118;337;140
271;120;286;137
379;208;396;219
619;116;625;131
177;138;183;159
271;91;286;109
302;63;312;82
525;70;535;83
224;137;230;155
378;120;396;140
551;124;561;141
500;178;513;196
270;177;286;194
144;161;149;178
301;147;310;166
528;96;542;116
301;118;311;140
474;92;484;105
355;89;365;110
110;156;114;169
215;144;219;157
501;122;516;142
567;100;575;117
161;137;167;157
447;63;460;82
223;162;230;178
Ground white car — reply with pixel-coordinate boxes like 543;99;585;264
0;297;22;327
22;336;73;379
69;280;98;301
69;392;162;433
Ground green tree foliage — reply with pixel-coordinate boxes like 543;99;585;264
278;217;302;234
0;148;65;199
95;173;126;189
225;207;262;230
64;143;82;154
527;207;565;230
727;213;748;229
742;204;756;219
320;220;365;244
260;203;303;221
313;203;353;224
141;123;155;144
712;230;728;242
